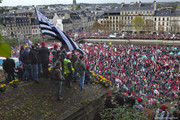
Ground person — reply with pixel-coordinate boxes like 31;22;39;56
155;104;170;120
3;57;15;82
20;47;32;81
38;41;50;78
85;65;92;84
51;61;65;101
125;91;136;107
71;50;78;83
114;90;125;106
64;53;73;88
75;55;86;90
173;102;180;120
52;44;58;65
134;98;144;112
29;45;39;83
105;92;116;108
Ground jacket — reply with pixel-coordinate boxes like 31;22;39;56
75;59;86;75
38;46;50;64
51;66;65;81
3;58;15;73
29;48;38;64
20;50;31;64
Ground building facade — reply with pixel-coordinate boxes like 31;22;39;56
98;0;180;34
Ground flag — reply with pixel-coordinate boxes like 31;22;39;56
35;9;84;54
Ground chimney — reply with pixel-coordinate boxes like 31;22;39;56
121;2;125;8
139;0;141;8
154;0;157;11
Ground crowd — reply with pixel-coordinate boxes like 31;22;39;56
2;37;180;119
65;31;180;41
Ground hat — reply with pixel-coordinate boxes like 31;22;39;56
160;104;167;110
66;53;72;58
41;41;45;46
137;98;143;103
54;44;58;49
86;65;90;69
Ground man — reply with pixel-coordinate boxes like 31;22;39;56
3;57;15;82
75;55;86;90
51;61;65;101
20;47;32;81
71;50;78;83
114;90;125;106
52;44;58;65
38;41;50;78
29;45;39;83
64;53;73;88
155;104;170;120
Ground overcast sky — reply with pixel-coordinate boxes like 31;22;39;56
0;0;179;6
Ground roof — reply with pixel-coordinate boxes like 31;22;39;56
119;3;154;11
171;10;180;16
62;19;72;24
70;13;80;20
154;10;171;16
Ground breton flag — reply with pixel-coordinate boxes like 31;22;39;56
35;9;84;54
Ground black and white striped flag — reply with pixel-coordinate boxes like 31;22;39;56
35;9;84;54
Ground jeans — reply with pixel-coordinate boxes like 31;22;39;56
79;72;85;90
31;64;39;82
42;63;49;77
65;73;72;87
57;81;63;99
23;64;31;81
73;70;77;82
7;72;15;82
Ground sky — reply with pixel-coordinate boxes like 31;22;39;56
0;0;179;6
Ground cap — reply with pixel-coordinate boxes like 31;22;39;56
160;104;167;110
54;44;58;49
41;41;45;46
86;65;90;69
137;98;143;103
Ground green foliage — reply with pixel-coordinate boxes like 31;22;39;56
0;34;11;57
132;16;144;34
92;21;102;31
99;107;148;120
30;36;43;44
2;36;18;46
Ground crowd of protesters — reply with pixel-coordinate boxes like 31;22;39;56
2;36;180;119
65;31;180;41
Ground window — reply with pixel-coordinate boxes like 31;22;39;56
163;18;165;21
167;22;168;26
159;18;160;21
155;18;156;21
167;18;169;21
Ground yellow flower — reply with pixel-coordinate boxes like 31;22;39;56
15;79;19;82
48;68;51;71
9;81;13;84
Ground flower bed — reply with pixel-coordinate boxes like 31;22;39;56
90;71;112;87
9;79;19;88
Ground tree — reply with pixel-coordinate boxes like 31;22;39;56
158;25;164;34
1;36;18;46
143;19;155;33
101;20;110;32
132;16;144;34
117;20;124;33
92;21;102;32
0;34;11;57
171;19;180;34
30;36;43;44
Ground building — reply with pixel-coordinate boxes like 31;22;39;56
98;0;180;34
1;16;40;38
